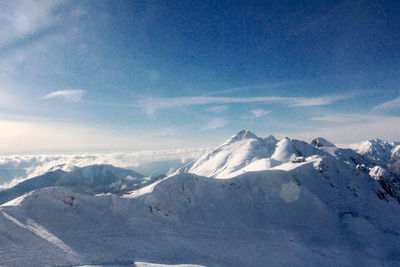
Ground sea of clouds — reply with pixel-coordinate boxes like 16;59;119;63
0;148;210;189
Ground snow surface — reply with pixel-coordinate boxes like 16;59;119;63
123;177;168;198
1;191;34;207
1;211;80;261
185;130;277;178
0;164;163;205
134;262;205;267
0;148;208;189
0;130;399;266
350;139;400;169
183;131;354;178
369;166;389;180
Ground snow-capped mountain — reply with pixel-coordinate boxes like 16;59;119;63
347;139;400;203
182;130;278;178
0;164;148;205
183;131;400;202
0;131;399;266
182;131;367;178
351;139;400;173
311;137;336;148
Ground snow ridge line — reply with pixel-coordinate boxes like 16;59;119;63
1;211;80;261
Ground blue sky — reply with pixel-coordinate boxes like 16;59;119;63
0;0;399;153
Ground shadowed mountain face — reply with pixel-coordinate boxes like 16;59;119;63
0;131;399;266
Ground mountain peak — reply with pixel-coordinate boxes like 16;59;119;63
311;137;336;148
265;134;276;139
230;130;258;141
186;130;274;178
263;134;278;148
364;138;399;147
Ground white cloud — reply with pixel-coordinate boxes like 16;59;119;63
204;118;228;130
0;1;84;111
204;106;228;113
372;97;400;112
0;0;65;47
42;89;85;102
251;109;271;118
290;95;348;107
140;93;352;114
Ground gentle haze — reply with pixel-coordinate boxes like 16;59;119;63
1;0;399;153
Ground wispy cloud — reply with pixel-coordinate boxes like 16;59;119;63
148;128;177;136
372;97;400;112
311;115;363;123
251;109;271;118
141;93;352;114
204;118;228;130
287;114;400;144
42;89;85;102
204;84;266;96
204;106;228;113
290;95;347;107
0;0;65;48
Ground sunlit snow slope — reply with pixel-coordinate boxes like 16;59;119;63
0;130;399;266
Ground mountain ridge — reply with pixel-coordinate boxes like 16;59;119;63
0;130;399;266
0;164;148;205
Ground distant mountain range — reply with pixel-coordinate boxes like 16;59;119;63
0;130;399;266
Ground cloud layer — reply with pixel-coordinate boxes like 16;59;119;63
0;148;210;189
141;93;353;115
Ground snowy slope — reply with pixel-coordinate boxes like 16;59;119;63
181;131;400;202
351;139;400;170
1;165;399;266
0;131;399;266
184;131;362;178
0;164;147;205
184;130;324;178
391;145;400;174
184;130;278;178
349;139;400;202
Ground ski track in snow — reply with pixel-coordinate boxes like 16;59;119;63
134;262;205;267
0;130;399;266
1;211;80;261
1;191;34;207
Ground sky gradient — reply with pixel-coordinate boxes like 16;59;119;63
0;0;400;153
